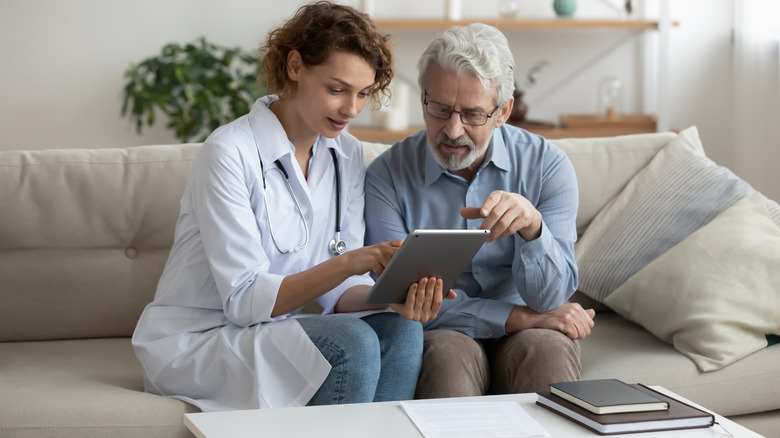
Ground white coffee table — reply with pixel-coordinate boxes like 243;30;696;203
184;386;763;437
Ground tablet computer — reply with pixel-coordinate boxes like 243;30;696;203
364;229;490;305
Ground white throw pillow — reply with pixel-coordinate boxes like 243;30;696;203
604;193;780;371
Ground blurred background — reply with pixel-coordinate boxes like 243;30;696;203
1;0;778;199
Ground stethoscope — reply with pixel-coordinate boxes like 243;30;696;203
258;146;346;256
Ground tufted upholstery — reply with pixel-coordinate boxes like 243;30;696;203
0;144;200;342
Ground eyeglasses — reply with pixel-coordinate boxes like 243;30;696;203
423;91;499;126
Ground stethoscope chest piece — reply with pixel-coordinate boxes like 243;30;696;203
329;233;347;256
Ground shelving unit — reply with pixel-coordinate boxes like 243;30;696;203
352;8;676;143
373;18;677;30
349;120;657;144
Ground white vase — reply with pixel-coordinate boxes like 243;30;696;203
445;0;462;21
361;0;375;16
498;0;520;19
383;81;410;131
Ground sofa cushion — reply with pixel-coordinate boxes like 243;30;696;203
551;131;679;237
0;337;197;438
574;126;780;371
575;127;754;303
0;144;200;342
604;192;780;371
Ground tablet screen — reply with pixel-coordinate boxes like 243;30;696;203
364;229;489;305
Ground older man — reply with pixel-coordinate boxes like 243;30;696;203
364;23;595;398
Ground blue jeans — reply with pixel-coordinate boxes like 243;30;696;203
297;312;422;405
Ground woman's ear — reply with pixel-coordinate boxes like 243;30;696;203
286;50;303;81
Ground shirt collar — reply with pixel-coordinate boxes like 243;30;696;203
248;95;345;167
423;128;510;186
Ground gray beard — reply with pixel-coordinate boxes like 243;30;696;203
430;133;483;171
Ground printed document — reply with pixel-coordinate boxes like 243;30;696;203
400;401;549;438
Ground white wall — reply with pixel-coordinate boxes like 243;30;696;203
0;0;306;149
1;0;777;198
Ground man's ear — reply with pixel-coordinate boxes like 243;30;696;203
494;96;514;128
286;50;303;81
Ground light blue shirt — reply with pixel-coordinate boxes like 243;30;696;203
364;125;578;339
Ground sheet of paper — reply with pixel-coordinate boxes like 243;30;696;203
400;401;549;438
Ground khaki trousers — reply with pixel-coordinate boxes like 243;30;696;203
415;329;581;398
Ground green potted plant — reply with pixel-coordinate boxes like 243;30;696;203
122;37;264;142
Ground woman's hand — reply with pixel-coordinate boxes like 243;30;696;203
388;277;456;323
276;239;402;316
345;239;403;276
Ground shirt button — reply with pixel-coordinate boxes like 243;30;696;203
487;330;494;337
468;187;474;192
125;247;137;258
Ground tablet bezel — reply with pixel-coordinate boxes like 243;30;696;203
364;229;490;305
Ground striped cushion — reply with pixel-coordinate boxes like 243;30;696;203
603;192;780;371
575;127;755;303
764;196;780;225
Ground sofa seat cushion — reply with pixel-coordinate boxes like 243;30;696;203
0;338;197;438
580;313;780;417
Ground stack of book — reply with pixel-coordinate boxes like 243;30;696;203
536;379;715;435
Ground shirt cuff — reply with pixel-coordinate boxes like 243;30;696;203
517;220;554;259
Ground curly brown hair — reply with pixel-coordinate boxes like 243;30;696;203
260;1;393;106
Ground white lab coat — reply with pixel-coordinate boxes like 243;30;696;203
132;96;373;411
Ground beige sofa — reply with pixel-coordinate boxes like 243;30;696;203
1;129;777;438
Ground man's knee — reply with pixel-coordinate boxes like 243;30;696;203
512;328;581;361
490;329;581;394
415;330;488;399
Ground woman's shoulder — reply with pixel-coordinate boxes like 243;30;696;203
190;117;258;175
204;115;253;149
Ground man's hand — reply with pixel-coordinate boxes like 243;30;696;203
506;302;596;340
460;190;542;242
389;277;457;323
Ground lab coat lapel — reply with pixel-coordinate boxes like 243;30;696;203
248;95;294;169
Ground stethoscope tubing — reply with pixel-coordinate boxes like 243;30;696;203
258;146;344;255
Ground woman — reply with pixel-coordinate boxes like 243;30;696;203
132;1;448;411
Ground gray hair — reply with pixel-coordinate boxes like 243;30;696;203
417;23;515;108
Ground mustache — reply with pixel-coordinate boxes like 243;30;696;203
435;132;475;149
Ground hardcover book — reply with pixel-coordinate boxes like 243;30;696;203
536;384;714;435
550;379;669;414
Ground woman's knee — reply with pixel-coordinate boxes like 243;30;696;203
362;312;423;354
298;315;381;367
